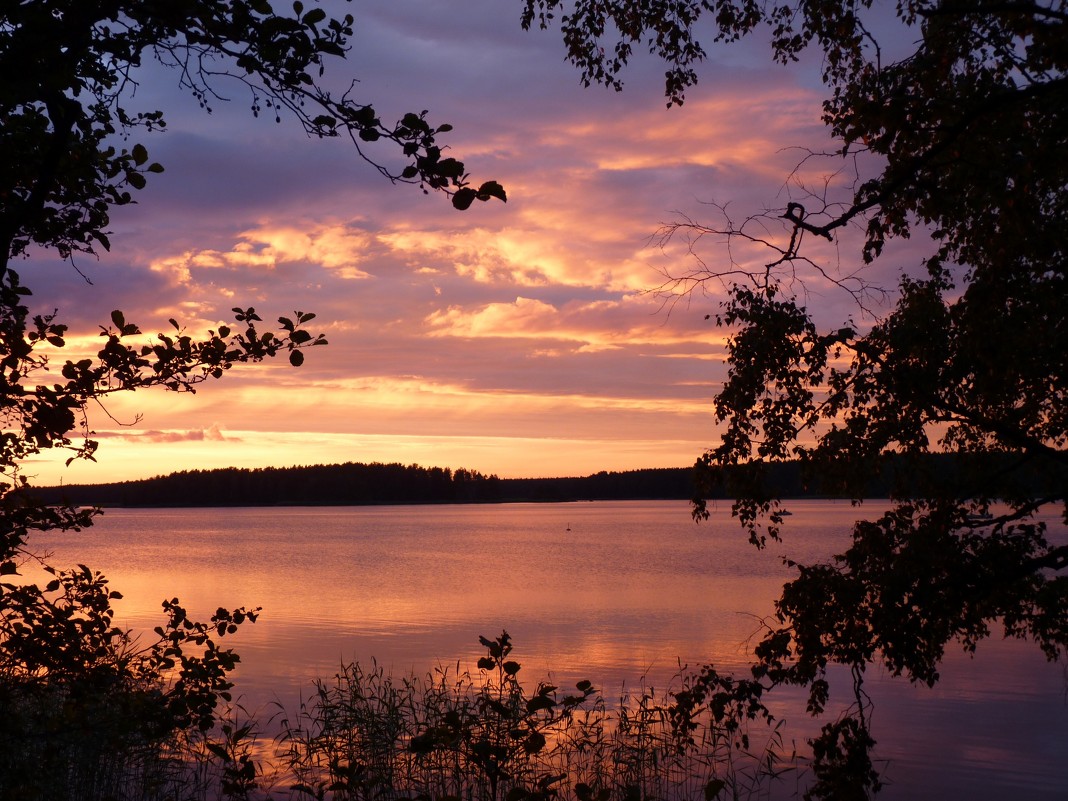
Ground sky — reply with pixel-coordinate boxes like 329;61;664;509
23;0;916;486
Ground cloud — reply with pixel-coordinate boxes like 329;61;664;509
380;226;630;290
426;297;561;338
95;424;235;444
424;295;729;351
567;90;825;176
149;221;376;285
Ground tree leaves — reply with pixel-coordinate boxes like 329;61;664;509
453;180;509;210
528;4;1067;797
0;0;504;270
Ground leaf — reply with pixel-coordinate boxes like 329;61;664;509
0;561;17;575
524;731;547;754
477;180;507;202
289;350;305;367
111;310;125;330
436;157;464;178
526;695;555;713
704;778;726;800
132;143;148;165
409;732;436;754
128;171;147;190
452;187;477;211
303;8;326;25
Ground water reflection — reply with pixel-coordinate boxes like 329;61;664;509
37;500;1068;800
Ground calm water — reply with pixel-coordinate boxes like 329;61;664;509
35;500;1068;799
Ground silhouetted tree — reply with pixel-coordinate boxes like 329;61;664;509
1;2;501;796
525;2;1066;797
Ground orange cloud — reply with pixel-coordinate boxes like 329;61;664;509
424;296;730;351
149;221;375;285
425;297;559;338
381;228;584;288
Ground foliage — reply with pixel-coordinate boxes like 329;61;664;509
524;1;1068;797
0;1;500;796
0;550;261;800
1;0;505;270
0;219;323;797
0;260;324;792
277;632;792;801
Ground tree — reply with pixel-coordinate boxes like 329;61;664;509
523;1;1067;797
1;2;501;796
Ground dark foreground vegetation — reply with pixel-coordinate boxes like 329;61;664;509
2;631;795;801
4;2;1065;800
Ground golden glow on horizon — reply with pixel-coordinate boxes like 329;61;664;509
29;430;712;487
211;373;715;420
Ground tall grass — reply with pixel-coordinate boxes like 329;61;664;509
272;632;797;801
0;632;797;801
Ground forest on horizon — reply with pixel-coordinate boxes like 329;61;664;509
32;452;1051;508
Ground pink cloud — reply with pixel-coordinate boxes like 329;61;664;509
95;424;235;444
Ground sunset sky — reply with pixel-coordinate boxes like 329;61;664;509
24;1;915;486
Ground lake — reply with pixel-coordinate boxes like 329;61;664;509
34;500;1068;799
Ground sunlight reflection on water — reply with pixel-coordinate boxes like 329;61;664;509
38;499;1068;800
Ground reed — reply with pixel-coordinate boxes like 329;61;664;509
273;632;796;801
0;631;796;801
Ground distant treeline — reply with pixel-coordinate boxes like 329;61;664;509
33;451;1055;508
33;463;701;508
